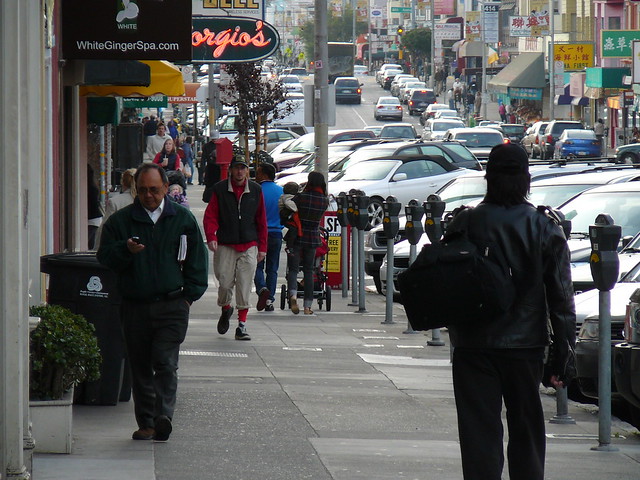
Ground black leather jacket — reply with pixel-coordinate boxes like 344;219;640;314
446;202;576;358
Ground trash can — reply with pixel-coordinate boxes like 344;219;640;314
40;252;131;406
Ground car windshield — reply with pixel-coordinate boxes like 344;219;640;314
381;126;415;138
438;143;477;162
332;160;397;181
432;121;465;132
283;134;315;153
560;191;640;238
336;79;359;87
337;146;399;170
528;184;598;209
564;130;595;139
455;132;503;147
501;125;525;135
411;91;433;100
379;98;400;105
438;176;486;210
281;76;300;84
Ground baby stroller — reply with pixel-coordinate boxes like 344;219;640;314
280;227;332;311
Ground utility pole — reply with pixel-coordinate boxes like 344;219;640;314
430;0;435;88
314;0;329;179
549;0;555;120
481;1;487;120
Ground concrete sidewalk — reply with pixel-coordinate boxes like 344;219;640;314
33;186;640;480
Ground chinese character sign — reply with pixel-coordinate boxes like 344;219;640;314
553;43;594;71
601;30;640;58
528;0;550;37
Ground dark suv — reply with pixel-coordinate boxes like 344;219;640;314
334;76;363;104
540;121;584;159
407;89;436;115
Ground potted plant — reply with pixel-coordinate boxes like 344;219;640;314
29;304;101;453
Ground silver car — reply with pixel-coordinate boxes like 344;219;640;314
374;96;403;121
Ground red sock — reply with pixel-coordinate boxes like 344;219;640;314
222;304;231;310
238;308;248;323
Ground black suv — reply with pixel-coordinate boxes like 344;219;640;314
540;121;584;159
407;89;436;115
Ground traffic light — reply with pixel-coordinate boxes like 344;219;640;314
397;26;404;35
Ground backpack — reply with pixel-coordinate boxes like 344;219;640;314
397;207;515;331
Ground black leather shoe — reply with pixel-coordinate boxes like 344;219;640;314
218;306;233;334
154;415;172;442
132;427;155;440
256;287;270;311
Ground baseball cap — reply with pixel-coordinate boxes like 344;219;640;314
230;157;249;168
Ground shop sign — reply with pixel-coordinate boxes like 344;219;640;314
122;96;168;108
435;24;461;41
192;17;279;63
602;30;640;58
508;87;542;100
192;0;265;20
553;43;594;71
61;0;192;61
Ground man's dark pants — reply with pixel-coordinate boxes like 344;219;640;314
254;231;282;302
452;348;545;480
121;298;190;429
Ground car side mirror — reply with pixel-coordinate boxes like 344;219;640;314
392;173;408;182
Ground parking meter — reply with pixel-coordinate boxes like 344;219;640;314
346;189;358;227
353;191;370;231
335;192;350;227
405;199;424;246
423;194;446;243
589;214;621;292
382;196;402;240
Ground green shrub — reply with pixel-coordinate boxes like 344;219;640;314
29;304;101;400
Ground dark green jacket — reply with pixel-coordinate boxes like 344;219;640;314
97;197;208;302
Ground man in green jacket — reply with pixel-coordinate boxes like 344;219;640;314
98;163;208;443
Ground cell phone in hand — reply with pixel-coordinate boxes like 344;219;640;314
131;236;141;244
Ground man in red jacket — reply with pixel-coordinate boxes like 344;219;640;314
203;157;267;340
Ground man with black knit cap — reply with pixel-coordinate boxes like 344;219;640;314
444;143;576;480
203;157;267;340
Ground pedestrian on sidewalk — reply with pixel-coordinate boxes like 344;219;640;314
594;118;605;156
285;171;329;315
444;144;576;480
253;162;284;312
97;163;208;443
203;156;267;340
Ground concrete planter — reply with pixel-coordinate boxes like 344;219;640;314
29;388;73;454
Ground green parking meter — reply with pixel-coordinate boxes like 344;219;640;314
423;194;446;243
335;192;350;227
336;192;350;298
353;191;370;232
352;191;369;311
589;213;621;452
347;189;359;305
589;214;621;292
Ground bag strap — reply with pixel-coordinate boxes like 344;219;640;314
537;205;571;238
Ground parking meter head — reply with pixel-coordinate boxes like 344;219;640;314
354;193;370;230
423;198;446;243
382;196;402;239
335;192;350;227
405;200;425;245
589;213;622;291
346;193;357;226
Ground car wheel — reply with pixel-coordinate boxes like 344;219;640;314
367;198;385;229
620;152;639;164
374;114;379;121
357;98;361;105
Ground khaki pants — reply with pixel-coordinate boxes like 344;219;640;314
213;245;257;310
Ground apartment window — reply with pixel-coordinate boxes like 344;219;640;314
609;17;621;30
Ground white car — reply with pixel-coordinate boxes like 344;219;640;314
401;82;427;104
233;129;300;152
422;118;465;141
329;156;468;228
374;96;403;121
279;75;303;94
354;65;368;76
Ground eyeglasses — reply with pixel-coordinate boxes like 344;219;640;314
138;186;164;195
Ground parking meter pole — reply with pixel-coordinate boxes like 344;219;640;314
336;193;350;299
588;213;621;452
424;195;446;347
346;192;359;306
381;196;401;325
403;199;424;334
549;386;575;424
354;192;370;313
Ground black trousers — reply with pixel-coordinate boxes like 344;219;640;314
452;349;545;480
121;298;190;429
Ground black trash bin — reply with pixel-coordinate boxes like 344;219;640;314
40;252;131;406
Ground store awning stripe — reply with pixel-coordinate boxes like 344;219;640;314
488;52;546;91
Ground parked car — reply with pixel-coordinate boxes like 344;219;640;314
616;142;640;164
614;289;640;426
433;109;461;120
354;65;368;76
553;129;601;159
279;74;304;94
272;129;376;171
391;76;419;97
499;123;527;144
441;127;506;161
374;96;403;121
522;121;549;158
382;70;404;89
420;103;451;125
233;128;300;152
407;89;437;116
539;120;585;159
334;76;363;104
389;74;415;96
401;82;427;104
330;156;468;228
376;63;403;85
363;125;383;136
379;123;420;140
422;118;465;141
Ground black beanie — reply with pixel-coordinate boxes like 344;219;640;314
485;143;529;175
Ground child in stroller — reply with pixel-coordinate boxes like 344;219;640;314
279;181;302;251
280;227;331;312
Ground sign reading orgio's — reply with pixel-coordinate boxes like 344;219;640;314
192;17;279;63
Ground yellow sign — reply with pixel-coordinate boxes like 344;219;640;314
553;43;594;71
326;236;341;273
590;252;600;263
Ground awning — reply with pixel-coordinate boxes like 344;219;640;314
488;53;545;92
585;67;630;89
79;61;185;97
554;84;589;106
499;0;516;9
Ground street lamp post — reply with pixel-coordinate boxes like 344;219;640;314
481;2;488;120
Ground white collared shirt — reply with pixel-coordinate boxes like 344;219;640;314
144;198;165;224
